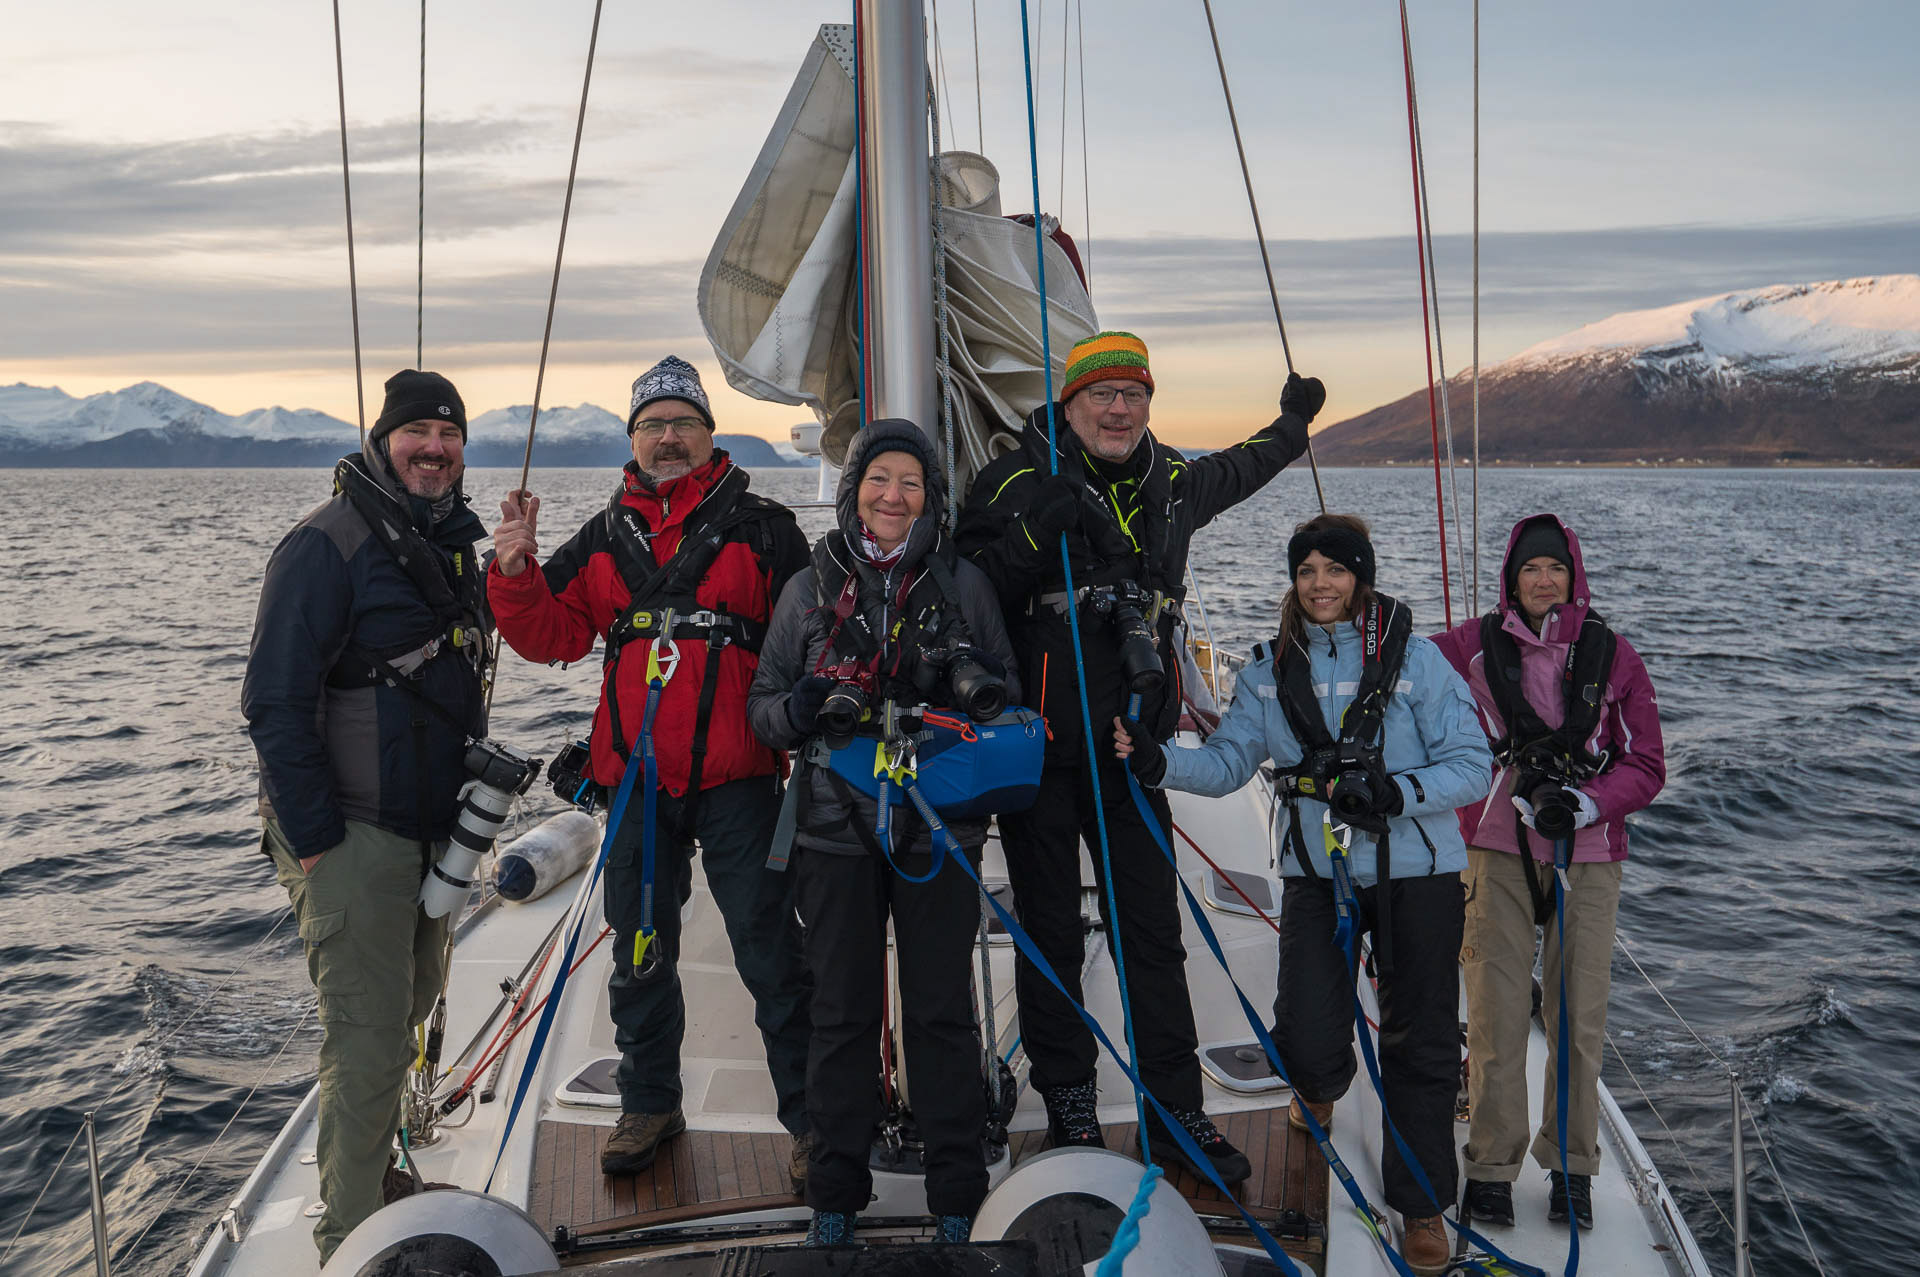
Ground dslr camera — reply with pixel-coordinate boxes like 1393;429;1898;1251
815;665;878;750
914;641;1008;722
1084;580;1164;696
1516;741;1581;839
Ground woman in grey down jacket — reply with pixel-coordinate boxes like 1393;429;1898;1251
748;419;1019;1246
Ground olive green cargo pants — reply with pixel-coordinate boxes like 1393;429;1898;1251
266;819;450;1262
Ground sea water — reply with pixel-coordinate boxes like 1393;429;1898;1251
1;464;1913;1275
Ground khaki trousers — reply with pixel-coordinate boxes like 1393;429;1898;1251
1460;846;1621;1180
266;819;449;1262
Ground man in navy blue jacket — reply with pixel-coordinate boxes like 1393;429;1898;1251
241;369;488;1262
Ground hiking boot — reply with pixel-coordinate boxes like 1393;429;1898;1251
933;1213;974;1244
1039;1080;1104;1150
1400;1213;1450;1276
1462;1177;1514;1227
379;1163;456;1205
1287;1095;1334;1134
1151;1107;1252;1185
805;1209;855;1246
600;1110;685;1176
1547;1170;1594;1230
788;1131;814;1197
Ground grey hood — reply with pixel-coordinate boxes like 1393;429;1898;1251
834;418;946;571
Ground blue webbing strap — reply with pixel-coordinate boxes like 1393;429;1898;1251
1121;770;1545;1277
484;732;647;1191
1553;836;1579;1276
1017;0;1150;1157
900;780;1310;1277
635;677;665;970
874;768;945;884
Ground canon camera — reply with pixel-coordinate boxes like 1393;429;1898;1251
816;667;877;750
914;641;1008;723
419;738;543;919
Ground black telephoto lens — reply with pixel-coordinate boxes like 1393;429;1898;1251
1110;604;1165;695
946;653;1008;722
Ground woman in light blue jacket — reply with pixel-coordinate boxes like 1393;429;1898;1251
1114;513;1490;1277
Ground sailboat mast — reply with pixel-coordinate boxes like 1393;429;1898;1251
857;0;939;436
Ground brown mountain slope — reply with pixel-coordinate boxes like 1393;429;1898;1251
1312;353;1920;465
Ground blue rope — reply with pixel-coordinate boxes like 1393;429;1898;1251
1095;1164;1163;1277
1554;837;1580;1276
1015;0;1150;1161
898;781;1309;1277
485;733;644;1191
1119;770;1544;1277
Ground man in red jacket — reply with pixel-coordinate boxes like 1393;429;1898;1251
1431;514;1666;1233
489;356;814;1188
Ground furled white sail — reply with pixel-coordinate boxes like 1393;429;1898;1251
698;24;1097;494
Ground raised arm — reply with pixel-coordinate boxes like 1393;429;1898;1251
1154;665;1293;798
487;508;608;665
1177;375;1320;529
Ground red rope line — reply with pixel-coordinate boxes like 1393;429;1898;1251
1171;820;1281;935
442;924;613;1108
1398;0;1453;629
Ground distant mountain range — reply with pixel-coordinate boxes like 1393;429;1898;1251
0;384;815;470
1313;275;1920;465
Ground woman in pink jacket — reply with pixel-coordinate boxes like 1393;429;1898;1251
1430;513;1666;1233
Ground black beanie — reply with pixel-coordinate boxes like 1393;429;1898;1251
373;369;467;441
1287;524;1375;587
1507;518;1571;597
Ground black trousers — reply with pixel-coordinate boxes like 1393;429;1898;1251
998;764;1203;1111
1274;873;1464;1218
604;774;814;1136
794;845;990;1218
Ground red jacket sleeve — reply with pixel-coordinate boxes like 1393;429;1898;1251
487;521;610;664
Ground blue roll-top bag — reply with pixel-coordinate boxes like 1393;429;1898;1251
826;706;1046;819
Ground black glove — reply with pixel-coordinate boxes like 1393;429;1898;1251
1279;372;1327;424
1118;715;1167;787
1023;474;1083;539
786;675;835;735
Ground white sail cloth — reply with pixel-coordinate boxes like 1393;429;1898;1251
698;24;1097;494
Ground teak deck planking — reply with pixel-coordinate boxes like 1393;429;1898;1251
529;1106;1326;1241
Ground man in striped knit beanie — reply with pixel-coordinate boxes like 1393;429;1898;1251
957;330;1325;1188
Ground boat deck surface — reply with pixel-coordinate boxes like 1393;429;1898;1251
530;1107;1328;1242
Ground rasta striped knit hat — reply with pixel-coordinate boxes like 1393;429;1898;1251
1060;331;1154;404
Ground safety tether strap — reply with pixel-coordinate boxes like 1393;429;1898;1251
903;777;1313;1277
1120;768;1544;1277
485;721;643;1191
1553;835;1580;1276
631;639;677;976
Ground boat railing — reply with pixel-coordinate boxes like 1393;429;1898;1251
1608;928;1828;1277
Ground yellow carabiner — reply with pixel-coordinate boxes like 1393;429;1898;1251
633;930;654;968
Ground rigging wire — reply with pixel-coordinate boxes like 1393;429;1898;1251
119;1006;317;1266
331;0;366;443
515;0;607;502
1471;0;1482;615
970;0;984;153
1196;0;1325;515
1397;0;1454;629
0;1126;84;1263
1057;0;1070;218
1404;25;1468;624
416;0;426;369
929;0;955;154
1074;0;1092;291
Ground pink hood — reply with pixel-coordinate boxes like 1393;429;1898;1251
1430;513;1666;863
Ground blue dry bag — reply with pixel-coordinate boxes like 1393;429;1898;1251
826;707;1045;819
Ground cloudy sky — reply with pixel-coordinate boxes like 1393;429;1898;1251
4;0;1915;447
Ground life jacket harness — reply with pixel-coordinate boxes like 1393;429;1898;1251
1479;608;1618;923
784;540;996;867
597;468;779;839
324;456;489;850
1268;595;1421;972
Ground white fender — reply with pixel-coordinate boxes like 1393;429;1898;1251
972;1145;1227;1275
319;1189;557;1275
492;810;601;903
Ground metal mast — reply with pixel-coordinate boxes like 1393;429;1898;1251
857;0;940;436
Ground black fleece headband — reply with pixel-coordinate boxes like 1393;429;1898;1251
1287;526;1376;586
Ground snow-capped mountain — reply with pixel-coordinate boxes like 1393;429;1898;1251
1316;275;1920;465
0;382;810;468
